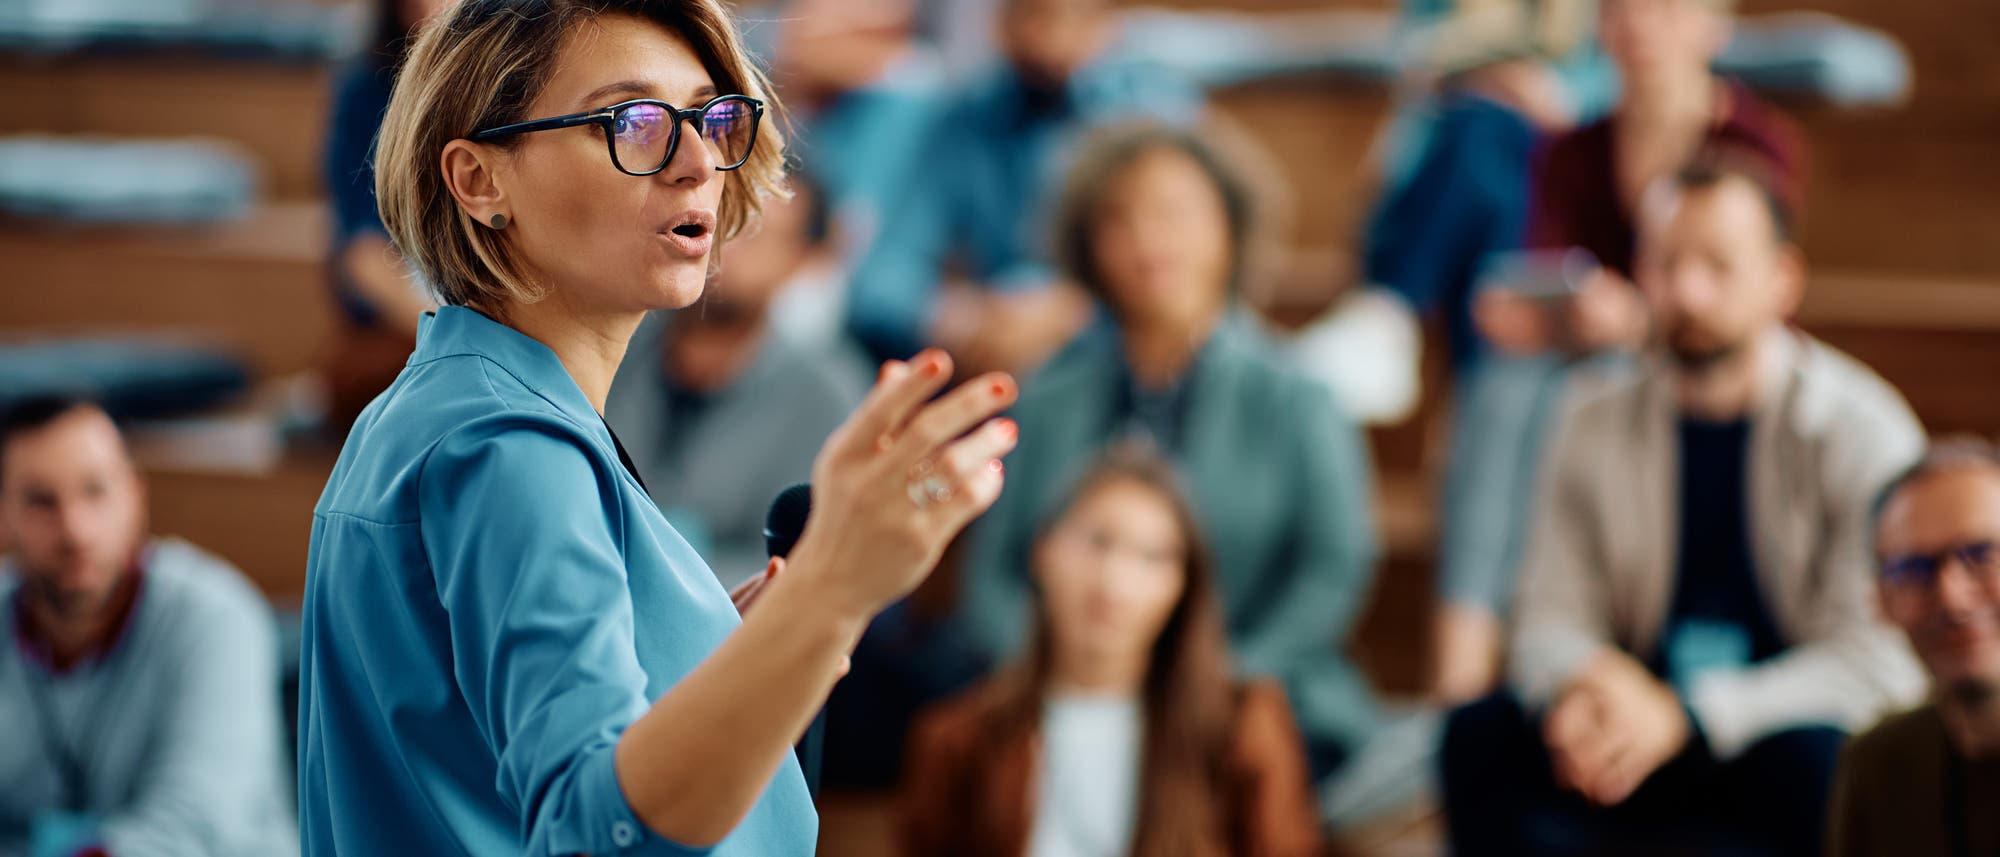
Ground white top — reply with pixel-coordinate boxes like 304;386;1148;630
1026;692;1145;857
1270;287;1422;425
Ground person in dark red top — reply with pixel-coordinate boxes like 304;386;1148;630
1477;0;1806;357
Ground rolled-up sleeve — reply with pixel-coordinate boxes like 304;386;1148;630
419;416;707;856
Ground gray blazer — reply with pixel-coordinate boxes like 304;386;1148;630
1511;330;1928;758
960;321;1381;761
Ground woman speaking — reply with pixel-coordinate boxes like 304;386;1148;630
295;1;1018;854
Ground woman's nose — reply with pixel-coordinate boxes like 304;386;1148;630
660;119;717;184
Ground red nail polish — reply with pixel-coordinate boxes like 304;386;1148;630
922;355;946;377
995;418;1017;440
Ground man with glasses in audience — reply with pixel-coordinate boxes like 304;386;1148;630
1440;153;1926;857
1830;440;2000;857
0;396;295;857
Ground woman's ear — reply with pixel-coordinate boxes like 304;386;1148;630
440;139;511;228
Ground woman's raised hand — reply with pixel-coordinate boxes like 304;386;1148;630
785;349;1019;619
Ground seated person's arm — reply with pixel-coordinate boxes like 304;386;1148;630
324;66;432;339
1234;386;1378;675
1507;404;1617;708
845;118;959;362
94;582;288;855
339;233;434;339
1433;602;1506;702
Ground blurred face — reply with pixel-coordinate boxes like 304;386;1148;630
1033;477;1189;667
709;181;817;305
1092;147;1234;333
666;182;818;392
0;408;145;621
1636;178;1801;370
1000;0;1112;90
460;15;733;315
776;0;917;94
1600;0;1728;85
1877;467;2000;703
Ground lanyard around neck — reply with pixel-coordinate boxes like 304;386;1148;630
21;666;91;812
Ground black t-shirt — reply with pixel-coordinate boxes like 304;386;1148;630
1654;418;1787;686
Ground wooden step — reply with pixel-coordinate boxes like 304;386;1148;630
0;202;337;378
0;53;333;201
144;448;333;604
1798;270;2000;438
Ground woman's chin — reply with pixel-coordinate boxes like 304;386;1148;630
645;269;709;310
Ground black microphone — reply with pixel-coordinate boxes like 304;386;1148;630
763;483;811;559
764;483;826;798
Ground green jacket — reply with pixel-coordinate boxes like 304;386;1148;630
960;321;1381;765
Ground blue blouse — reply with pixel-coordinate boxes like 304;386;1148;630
297;307;816;855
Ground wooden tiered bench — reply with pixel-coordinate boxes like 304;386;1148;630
0;53;332;201
0;202;335;378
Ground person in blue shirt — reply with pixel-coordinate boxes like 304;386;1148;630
296;2;1021;854
843;0;1202;373
1;397;296;857
760;0;946;264
318;0;451;428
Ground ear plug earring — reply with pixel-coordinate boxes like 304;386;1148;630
489;213;509;230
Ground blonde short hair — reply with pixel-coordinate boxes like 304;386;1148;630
373;0;788;312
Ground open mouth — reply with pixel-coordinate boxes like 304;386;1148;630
658;210;717;257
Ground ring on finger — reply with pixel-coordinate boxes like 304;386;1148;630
906;473;954;510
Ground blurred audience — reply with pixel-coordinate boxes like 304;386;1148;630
0;397;295;857
1442;158;1925;857
961;123;1378;784
1831;440;2000;857
1493;0;1805;352
843;0;1201;374
1364;0;1594;373
1432;0;1811;701
606;175;869;588
902;448;1321;857
320;0;452;429
763;0;943;262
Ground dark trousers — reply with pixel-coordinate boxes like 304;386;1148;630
1442;690;1844;857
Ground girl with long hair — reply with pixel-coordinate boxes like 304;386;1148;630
903;447;1321;857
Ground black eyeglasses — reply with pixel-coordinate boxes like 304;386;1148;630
1883;541;2000;593
469;95;764;176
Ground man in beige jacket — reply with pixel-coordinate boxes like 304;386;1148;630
1441;153;1926;857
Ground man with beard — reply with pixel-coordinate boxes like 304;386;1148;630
1830;440;2000;857
1439;155;1927;857
0;396;295;857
